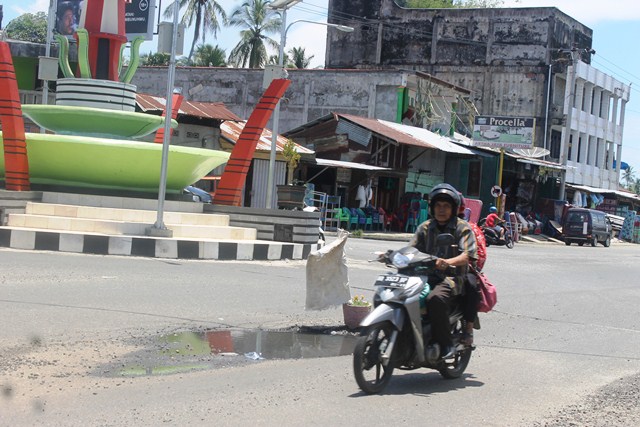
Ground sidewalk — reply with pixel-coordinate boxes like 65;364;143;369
340;231;631;245
326;229;629;245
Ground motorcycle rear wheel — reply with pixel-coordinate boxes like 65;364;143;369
438;321;472;379
353;322;395;394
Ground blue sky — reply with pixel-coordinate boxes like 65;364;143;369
2;0;640;174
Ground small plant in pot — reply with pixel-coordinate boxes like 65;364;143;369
276;139;305;209
282;138;301;185
343;295;372;329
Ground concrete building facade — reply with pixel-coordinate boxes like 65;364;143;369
560;61;630;191
131;67;406;137
325;0;631;191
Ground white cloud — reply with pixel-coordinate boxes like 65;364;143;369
285;24;327;68
12;0;49;16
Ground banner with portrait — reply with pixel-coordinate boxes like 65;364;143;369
54;0;82;37
54;0;156;40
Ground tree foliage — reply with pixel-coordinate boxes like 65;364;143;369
141;52;171;66
228;0;280;68
5;12;48;44
163;0;227;61
193;43;227;66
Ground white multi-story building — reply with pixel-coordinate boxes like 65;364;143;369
559;60;631;192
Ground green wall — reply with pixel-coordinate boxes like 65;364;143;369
12;57;38;90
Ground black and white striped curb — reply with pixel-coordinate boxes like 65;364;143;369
0;228;321;260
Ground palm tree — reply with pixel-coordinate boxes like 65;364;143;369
228;0;280;68
193;44;227;67
632;178;640;195
289;46;314;69
268;53;291;67
163;0;227;61
622;165;636;189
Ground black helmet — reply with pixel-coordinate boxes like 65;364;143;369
429;183;461;218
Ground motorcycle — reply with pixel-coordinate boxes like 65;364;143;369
352;234;473;394
478;217;514;249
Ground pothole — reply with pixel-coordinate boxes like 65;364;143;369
98;327;359;377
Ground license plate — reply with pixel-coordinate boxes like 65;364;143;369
375;274;409;288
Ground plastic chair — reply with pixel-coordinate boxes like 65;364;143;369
357;208;373;230
335;207;349;229
405;199;420;232
377;207;386;231
346;207;358;230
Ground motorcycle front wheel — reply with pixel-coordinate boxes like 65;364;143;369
353;322;396;394
505;234;514;249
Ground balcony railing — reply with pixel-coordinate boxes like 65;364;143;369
19;90;55;105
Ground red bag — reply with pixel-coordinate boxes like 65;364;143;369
474;269;497;313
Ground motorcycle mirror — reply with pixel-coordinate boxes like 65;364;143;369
435;233;455;258
435;233;455;248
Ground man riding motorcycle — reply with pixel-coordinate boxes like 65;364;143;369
486;206;506;240
410;184;478;359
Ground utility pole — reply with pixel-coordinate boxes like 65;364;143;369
558;47;579;201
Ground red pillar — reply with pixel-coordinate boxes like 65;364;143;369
0;41;30;191
153;93;184;143
213;79;291;207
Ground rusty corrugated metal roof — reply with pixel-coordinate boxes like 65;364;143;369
136;93;242;122
337;113;475;154
220;120;314;154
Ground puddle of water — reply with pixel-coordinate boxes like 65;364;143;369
106;329;358;377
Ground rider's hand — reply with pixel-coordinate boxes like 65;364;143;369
435;258;449;271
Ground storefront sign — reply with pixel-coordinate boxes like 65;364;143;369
472;116;535;149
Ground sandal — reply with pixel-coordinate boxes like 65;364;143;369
460;331;474;346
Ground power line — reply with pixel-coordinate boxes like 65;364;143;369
593;54;640;83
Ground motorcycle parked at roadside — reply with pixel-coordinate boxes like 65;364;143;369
478;217;514;249
352;234;473;394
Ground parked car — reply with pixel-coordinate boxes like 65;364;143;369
563;208;612;247
184;186;212;203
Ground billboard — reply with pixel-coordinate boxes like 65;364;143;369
472;116;535;149
54;0;156;41
125;0;156;41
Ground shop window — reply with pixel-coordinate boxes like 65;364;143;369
550;130;561;159
466;160;481;197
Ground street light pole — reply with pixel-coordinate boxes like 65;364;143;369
148;0;180;237
264;0;354;208
264;4;290;209
543;62;552;155
41;0;57;117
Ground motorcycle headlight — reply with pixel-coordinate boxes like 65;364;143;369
391;252;412;268
379;288;397;302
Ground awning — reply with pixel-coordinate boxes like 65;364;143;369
314;158;390;171
379;121;477;155
567;184;640;202
515;157;565;170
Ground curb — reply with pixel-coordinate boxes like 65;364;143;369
0;228;322;260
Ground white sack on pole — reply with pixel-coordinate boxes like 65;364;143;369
305;230;350;310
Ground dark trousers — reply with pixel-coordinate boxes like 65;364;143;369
463;274;479;323
426;281;453;348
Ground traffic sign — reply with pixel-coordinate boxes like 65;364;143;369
491;185;502;198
